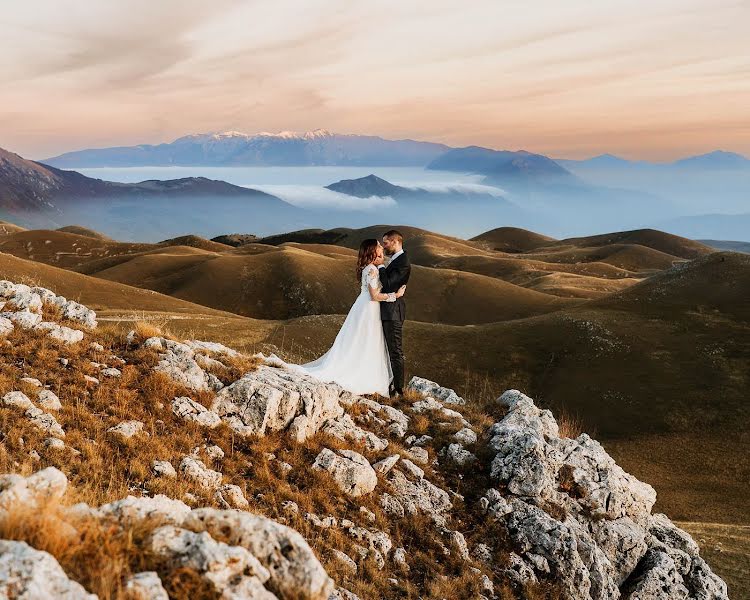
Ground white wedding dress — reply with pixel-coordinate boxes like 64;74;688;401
287;263;393;396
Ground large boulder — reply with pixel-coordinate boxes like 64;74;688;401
482;389;728;600
211;366;344;438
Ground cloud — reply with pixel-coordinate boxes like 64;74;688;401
246;185;398;211
398;182;507;196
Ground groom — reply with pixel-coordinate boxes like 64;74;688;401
378;229;411;397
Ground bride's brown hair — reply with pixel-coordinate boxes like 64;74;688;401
356;239;379;282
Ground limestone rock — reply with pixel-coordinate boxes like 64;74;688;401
0;539;97;599
3;390;35;410
152;460;177;478
312;449;377;498
96;495;191;526
107;420;146;440
123;571;169;600
483;389;728;600
372;455;400;475
215;484;249;509
149;526;272;598
184;508;335;600
153;339;212;391
386;469;452;526
61;300;98;328
211;366;344;438
179;456;222;489
329;549;357;576
407;376;465;405
37;389;62;410
0;467;68;511
171;396;221;428
25;407;65;438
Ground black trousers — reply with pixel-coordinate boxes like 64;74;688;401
382;319;405;393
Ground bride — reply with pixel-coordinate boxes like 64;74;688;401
287;239;406;397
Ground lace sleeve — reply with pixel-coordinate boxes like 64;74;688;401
365;265;380;290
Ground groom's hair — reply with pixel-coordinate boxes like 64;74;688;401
383;229;403;244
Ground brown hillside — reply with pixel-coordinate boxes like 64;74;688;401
57;225;111;239
596;251;750;321
72;244;580;324
549;228;713;259
471;226;557;252
0;229;153;269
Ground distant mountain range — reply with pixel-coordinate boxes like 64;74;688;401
558;150;750;170
427;146;574;184
42;129;450;168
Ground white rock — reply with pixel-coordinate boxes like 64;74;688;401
453;427;477;445
37;390;62;410
101;367;122;378
44;437;65;450
25;407;65;438
2;310;42;328
152;460;177;478
211;365;344;438
184;508;335;600
124;571;169;600
398;459;424;480
372;455;400;474
329;549;357;576
215;484;249;509
312;449;377;498
0;540;97;599
404;446;429;465
3;391;35;410
107;420;146;440
149;525;271;597
443;443;477;466
61;301;97;328
171;396;222;428
97;494;191;526
179;456;222;489
407;376;465;405
0;317;13;336
89;342;105;352
0;467;68;511
46;324;85;345
20;376;43;387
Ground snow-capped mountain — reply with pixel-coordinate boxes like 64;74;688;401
42;130;451;168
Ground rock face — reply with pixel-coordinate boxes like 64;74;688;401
482;389;728;600
211;365;345;438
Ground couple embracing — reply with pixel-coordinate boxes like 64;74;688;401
289;230;411;398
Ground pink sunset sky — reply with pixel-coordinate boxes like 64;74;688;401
2;0;749;161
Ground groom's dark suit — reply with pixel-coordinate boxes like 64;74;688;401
378;250;411;394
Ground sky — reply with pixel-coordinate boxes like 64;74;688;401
2;0;749;161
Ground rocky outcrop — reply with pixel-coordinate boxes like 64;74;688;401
211;366;345;439
481;389;728;600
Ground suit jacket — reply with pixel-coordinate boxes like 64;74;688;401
378;251;411;321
